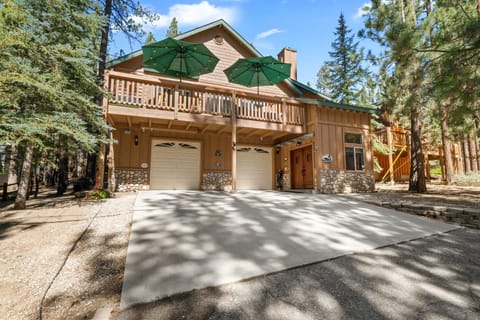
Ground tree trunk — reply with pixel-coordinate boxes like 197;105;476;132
98;0;112;92
92;0;113;190
409;103;427;192
440;107;454;184
95;146;106;189
408;60;426;192
7;145;18;193
86;152;96;187
57;140;69;196
401;0;426;193
463;135;471;173
76;149;86;178
469;133;478;173
14;142;33;210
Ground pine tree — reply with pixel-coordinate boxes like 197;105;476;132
0;0;108;208
316;13;366;104
166;17;179;38
89;0;159;188
363;0;429;192
145;31;157;44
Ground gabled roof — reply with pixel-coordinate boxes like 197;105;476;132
106;19;261;69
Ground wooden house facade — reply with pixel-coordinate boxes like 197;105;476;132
105;20;380;193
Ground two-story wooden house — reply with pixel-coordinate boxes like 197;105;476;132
105;20;380;193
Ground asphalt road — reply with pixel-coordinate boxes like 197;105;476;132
119;227;480;320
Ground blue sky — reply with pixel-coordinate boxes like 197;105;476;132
112;0;372;87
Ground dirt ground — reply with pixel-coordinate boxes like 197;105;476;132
0;182;478;320
0;189;136;320
371;181;480;209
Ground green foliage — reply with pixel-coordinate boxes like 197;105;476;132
455;173;480;187
363;0;480;142
430;165;442;177
317;13;367;104
166;17;179;38
86;189;112;200
0;0;108;154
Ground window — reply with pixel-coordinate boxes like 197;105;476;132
344;133;364;171
345;132;363;144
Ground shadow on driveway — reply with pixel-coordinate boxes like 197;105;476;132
120;191;458;311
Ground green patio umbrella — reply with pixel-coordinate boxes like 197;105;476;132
223;56;291;95
142;38;219;81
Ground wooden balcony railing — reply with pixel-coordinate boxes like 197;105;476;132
376;127;410;148
106;72;305;126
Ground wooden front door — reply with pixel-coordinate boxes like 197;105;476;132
290;146;314;189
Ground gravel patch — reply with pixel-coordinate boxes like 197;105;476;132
0;192;136;320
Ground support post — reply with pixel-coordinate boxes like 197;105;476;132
174;84;179;120
386;126;395;184
107;130;116;192
425;153;431;181
439;147;445;181
231;91;237;192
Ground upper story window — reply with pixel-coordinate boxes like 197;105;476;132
344;133;364;171
345;132;363;144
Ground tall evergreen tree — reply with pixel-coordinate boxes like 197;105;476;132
145;31;157;44
0;0;107;208
166;17;179;38
89;0;158;189
363;0;429;192
316;13;366;104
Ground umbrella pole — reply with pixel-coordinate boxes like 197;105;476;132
179;56;183;83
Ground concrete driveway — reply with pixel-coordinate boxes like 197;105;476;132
121;191;458;309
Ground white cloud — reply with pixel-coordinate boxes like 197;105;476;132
134;1;238;30
353;2;372;20
256;28;284;40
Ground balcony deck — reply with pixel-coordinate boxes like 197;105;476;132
105;71;306;137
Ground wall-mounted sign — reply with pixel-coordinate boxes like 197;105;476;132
141;162;149;169
321;154;333;163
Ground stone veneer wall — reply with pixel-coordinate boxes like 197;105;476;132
115;168;149;192
320;169;374;193
202;171;232;191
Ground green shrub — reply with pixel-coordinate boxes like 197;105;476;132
430;166;442;177
455;173;480;186
86;189;111;200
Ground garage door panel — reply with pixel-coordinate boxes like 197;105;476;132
237;146;272;190
150;140;200;190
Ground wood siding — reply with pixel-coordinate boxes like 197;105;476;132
315;106;372;173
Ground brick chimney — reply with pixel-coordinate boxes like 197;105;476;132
277;47;297;80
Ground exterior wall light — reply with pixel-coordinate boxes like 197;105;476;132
134;135;139;146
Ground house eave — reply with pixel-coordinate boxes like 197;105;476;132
296;98;382;114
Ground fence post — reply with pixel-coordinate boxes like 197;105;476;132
2;182;7;201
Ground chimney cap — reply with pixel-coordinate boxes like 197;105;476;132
279;47;297;53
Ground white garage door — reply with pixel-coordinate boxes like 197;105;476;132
237;146;272;190
150;139;201;190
